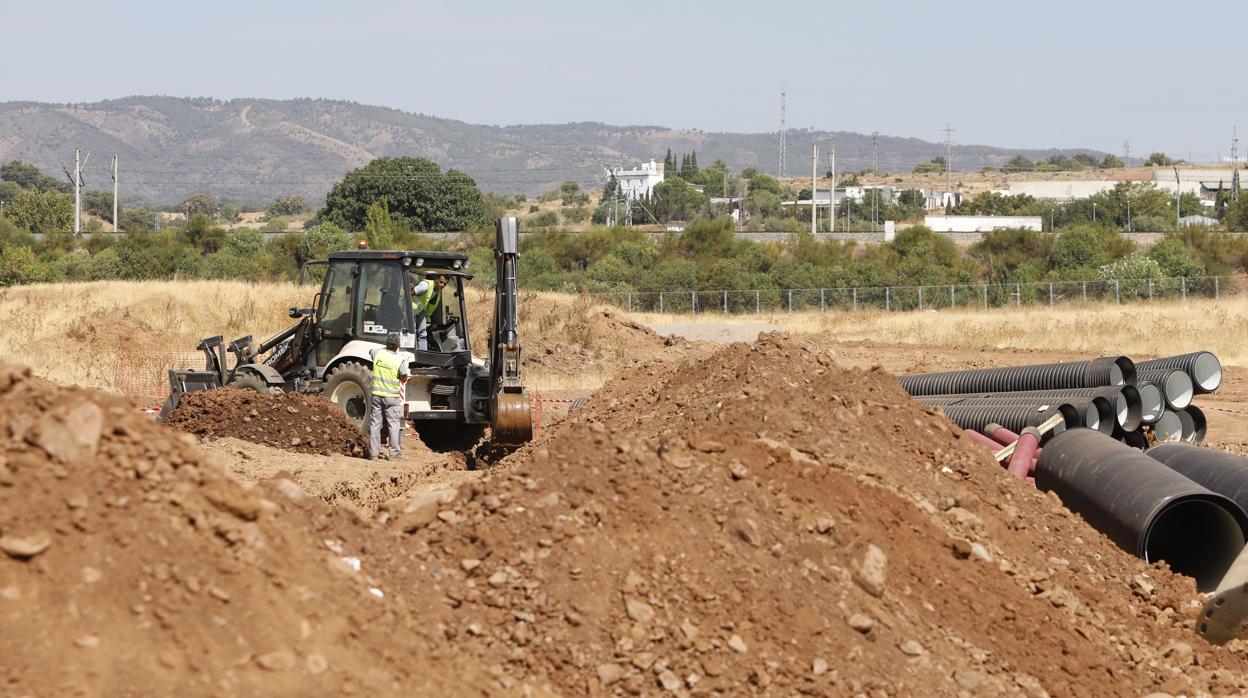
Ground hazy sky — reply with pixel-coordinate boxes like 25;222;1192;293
4;0;1243;158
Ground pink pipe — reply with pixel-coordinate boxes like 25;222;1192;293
965;429;1004;451
984;422;1021;447
1007;428;1041;481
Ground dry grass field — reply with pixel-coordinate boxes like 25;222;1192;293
631;296;1248;367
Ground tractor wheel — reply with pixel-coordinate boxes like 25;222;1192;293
228;372;272;395
325;362;372;429
412;420;486;452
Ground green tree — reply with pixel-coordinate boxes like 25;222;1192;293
180;193;218;218
1145;152;1174;166
0;161;70;193
1146;237;1204;277
6;189;73;236
82;190;114;221
182;213;226;253
268;195;308;217
1004;155;1033;172
1101;154;1124;169
320;157;485;232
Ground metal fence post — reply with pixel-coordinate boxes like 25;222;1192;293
1182;276;1187;300
628;292;633;312
1148;278;1153;300
982;285;987;307
691;291;696;313
659;292;664;314
755;290;760;314
1082;281;1087;303
950;285;955;307
1114;279;1120;304
1015;283;1021;306
918;286;924;310
852;287;858;311
723;290;728;314
787;289;792;312
1049;282;1054;306
886;287;891;311
1216;276;1221;299
820;288;825;312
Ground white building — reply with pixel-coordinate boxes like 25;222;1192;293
925;215;1043;232
1008;180;1121;201
610;160;665;200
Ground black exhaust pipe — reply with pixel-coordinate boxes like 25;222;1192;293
1137;351;1222;394
900;356;1136;396
1036;429;1248;591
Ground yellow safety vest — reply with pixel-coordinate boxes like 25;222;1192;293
371;349;403;398
412;284;440;318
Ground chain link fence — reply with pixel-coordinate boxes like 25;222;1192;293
591;275;1245;315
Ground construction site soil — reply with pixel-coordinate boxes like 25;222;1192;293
164;388;366;457
9;331;1248;696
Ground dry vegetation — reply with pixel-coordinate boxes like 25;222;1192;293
633;297;1248;366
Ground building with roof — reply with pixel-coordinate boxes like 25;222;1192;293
609;160;665;201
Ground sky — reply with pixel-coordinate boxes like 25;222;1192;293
3;0;1244;159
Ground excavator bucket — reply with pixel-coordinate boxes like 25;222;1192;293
492;391;533;444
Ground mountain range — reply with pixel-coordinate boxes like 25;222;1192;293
0;96;1107;207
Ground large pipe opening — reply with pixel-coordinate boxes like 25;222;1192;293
1144;497;1246;592
1117;384;1142;431
1194;352;1223;393
1155;411;1183;442
1164;371;1194;410
1138;383;1164;424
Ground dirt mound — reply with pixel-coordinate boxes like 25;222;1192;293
165;388;366;456
373;333;1248;696
0;366;497;696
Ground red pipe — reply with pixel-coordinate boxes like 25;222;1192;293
984;422;1021;447
1007;428;1041;480
965;429;1004;452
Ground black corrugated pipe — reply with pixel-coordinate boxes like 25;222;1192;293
937;403;1079;442
899;356;1136;396
1153;410;1184;442
916;396;1115;435
1036;429;1248;591
926;386;1142;432
1137;351;1222;394
1137;368;1194;410
1173;406;1208;444
1137;381;1165;424
1121;429;1149;450
1146;443;1248;515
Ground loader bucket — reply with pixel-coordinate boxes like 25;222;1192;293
157;369;222;422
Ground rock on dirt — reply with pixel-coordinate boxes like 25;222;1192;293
164;388;365;456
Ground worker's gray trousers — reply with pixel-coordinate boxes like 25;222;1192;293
368;395;404;458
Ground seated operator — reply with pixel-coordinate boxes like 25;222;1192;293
410;273;449;351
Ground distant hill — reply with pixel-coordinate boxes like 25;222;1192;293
0;96;1108;207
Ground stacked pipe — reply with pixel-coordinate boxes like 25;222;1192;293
904;351;1221;449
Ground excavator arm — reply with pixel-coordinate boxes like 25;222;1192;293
488;217;533;443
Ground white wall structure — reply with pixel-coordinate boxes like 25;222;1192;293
1008;180;1120;200
925;215;1043;232
610;160;665;200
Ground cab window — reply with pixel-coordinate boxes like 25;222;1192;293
356;262;407;340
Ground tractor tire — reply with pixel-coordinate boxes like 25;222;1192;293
325;362;373;430
413;420;486;452
228;372;272;395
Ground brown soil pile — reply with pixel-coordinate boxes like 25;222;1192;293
373;333;1248;696
165;388;366;456
0;366;492;696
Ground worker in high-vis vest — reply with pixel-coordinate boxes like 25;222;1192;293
367;332;411;460
410;273;449;351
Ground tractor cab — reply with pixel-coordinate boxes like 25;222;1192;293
315;250;473;369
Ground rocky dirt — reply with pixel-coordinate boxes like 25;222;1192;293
0;366;495;696
365;334;1248;696
164;388;366;457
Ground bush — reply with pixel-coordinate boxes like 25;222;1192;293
564;206;589;224
528;211;559;228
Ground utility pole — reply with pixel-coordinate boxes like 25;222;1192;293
943;124;955;197
1123;140;1130;168
871;131;880;230
829;147;836;232
111;154;120;232
1232;127;1240;203
1174;166;1182;229
811;144;818;235
778;87;787;178
63;148;89;235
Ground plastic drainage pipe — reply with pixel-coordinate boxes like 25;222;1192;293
938;403;1078;441
1137;382;1165;425
1036;429;1248;592
983;423;1020;447
900;356;1136;396
1137;351;1222;394
934;386;1142;432
1008;428;1040;480
921;396;1115;436
1173;406;1208;444
1154;410;1184;442
1147;443;1248;515
964;429;1004;451
1121;429;1150;450
1137;368;1194;410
